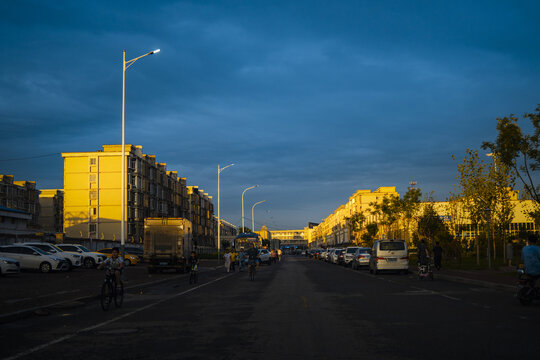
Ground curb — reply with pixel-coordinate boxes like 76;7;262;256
0;266;220;325
435;273;516;292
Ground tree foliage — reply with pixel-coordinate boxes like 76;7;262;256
482;104;540;218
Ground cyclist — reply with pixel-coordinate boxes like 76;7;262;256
97;247;123;285
522;234;540;282
246;243;258;273
188;251;199;271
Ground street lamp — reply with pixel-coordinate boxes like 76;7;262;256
251;200;266;233
121;48;160;256
241;185;259;233
217;163;234;262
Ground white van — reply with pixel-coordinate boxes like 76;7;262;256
369;240;409;274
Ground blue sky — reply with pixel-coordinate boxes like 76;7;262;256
1;1;540;229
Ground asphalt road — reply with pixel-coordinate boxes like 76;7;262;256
1;256;539;360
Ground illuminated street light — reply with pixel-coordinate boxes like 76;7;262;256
251;200;266;233
121;49;160;256
241;185;259;233
217;163;234;261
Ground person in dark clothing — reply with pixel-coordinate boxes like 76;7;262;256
433;242;443;270
418;239;429;266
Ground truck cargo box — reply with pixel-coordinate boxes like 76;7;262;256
144;218;192;273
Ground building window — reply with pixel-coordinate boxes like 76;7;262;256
89;174;97;183
89;207;97;216
89;158;97;165
89;190;97;200
89;223;97;233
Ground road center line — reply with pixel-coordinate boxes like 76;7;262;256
2;273;234;360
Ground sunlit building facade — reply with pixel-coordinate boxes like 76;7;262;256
38;189;64;233
62;145;190;243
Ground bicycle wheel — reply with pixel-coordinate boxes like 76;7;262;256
100;281;113;311
114;281;124;308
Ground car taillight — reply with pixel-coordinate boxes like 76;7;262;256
400;256;409;260
357;255;366;259
376;257;385;261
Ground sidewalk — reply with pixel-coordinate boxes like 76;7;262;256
429;266;518;292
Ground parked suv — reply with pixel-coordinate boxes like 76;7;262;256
369;240;409;275
20;242;82;270
0;245;67;273
351;247;372;270
343;247;360;267
56;244;107;268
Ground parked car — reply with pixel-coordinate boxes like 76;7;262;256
319;249;328;260
0;255;20;275
324;249;335;262
310;249;324;259
20;242;82;270
0;245;67;273
351;248;372;270
96;248;139;266
369;240;409;275
343;247;360;266
56;244;107;268
258;249;272;265
125;246;144;261
330;248;345;264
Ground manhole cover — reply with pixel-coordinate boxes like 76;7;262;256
98;328;139;335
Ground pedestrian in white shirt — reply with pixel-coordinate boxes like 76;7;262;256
224;250;231;273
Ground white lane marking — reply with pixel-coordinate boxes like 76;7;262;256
410;286;461;301
2;273;234;360
37;289;81;299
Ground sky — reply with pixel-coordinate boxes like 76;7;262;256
1;0;540;230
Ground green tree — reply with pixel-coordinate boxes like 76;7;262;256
238;226;252;233
345;212;366;245
482;104;540;221
361;223;379;247
417;201;446;248
399;186;422;242
370;195;401;239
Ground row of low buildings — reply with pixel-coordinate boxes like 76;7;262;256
304;186;538;248
1;144;237;248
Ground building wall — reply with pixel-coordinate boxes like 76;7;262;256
62;145;191;243
38;189;64;233
0;175;40;228
187;186;215;248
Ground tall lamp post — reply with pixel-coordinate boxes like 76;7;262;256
251;200;266;233
121;48;160;256
217;163;234;262
241;185;259;233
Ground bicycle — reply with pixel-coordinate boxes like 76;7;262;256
100;268;124;311
189;264;198;284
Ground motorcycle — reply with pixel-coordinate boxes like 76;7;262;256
418;260;434;280
517;267;540;306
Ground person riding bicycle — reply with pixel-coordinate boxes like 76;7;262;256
188;251;199;271
97;247;123;285
246;243;258;270
417;239;429;266
522;234;540;284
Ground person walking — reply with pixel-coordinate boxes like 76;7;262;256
238;248;245;272
277;248;282;261
224;250;231;273
506;239;514;267
433;241;443;270
230;250;236;272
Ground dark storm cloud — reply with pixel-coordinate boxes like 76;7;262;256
1;1;540;228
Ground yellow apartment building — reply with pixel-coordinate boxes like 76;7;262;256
308;187;399;247
307;186;538;248
38;189;64;233
62;145;191;243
